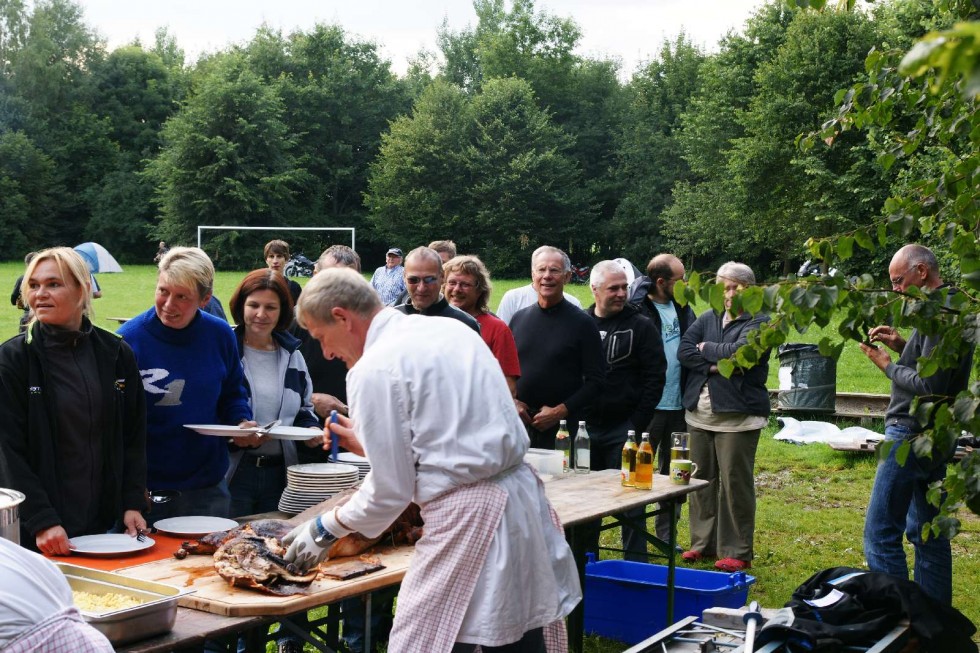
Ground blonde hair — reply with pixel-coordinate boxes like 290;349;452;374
158;247;214;301
443;255;492;313
22;247;93;327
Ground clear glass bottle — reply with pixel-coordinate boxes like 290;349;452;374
621;430;637;487
574;421;591;474
635;432;654;489
555;420;571;473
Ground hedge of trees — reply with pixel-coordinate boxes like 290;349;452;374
0;0;962;273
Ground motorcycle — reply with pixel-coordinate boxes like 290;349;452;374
570;263;591;284
284;252;315;278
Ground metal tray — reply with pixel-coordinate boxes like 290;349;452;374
57;563;191;645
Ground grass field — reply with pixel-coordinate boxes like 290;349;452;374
3;262;974;649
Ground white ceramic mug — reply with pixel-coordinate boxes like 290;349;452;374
669;459;698;485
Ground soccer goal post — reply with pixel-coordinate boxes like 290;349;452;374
196;225;356;258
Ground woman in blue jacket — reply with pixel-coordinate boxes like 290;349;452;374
226;269;321;516
677;261;770;573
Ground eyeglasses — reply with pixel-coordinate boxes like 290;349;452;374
445;280;474;290
406;275;439;286
890;264;918;287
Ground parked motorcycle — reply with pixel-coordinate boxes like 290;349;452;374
570;263;591;284
284;252;315;278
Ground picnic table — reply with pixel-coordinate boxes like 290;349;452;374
64;470;704;652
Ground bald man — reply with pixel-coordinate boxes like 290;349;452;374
860;243;973;604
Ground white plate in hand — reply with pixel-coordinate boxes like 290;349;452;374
264;426;322;441
152;516;240;538
184;424;260;437
69;533;155;557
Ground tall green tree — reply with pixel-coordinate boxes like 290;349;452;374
2;0;113;247
610;34;705;263
437;0;623;260
0;130;59;258
662;2;794;271
145;52;309;268
366;78;590;275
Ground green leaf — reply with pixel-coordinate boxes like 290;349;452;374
717;358;735;378
709;281;725;314
740;286;764;314
854;229;875;252
837;236;854;260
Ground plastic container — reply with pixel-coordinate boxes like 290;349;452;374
584;559;756;644
524;448;564;476
776;343;837;413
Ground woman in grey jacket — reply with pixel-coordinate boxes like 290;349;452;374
225;269;321;517
677;262;770;573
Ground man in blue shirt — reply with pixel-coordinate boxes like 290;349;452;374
630;253;696;543
370;247;406;306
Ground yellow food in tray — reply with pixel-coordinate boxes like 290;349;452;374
73;590;144;612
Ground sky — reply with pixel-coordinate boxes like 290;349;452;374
74;0;767;77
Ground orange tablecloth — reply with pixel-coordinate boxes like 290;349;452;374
47;533;191;572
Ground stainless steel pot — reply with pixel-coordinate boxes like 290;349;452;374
0;488;26;544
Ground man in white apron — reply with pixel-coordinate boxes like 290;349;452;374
285;268;581;653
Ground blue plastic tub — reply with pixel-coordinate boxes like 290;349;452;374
584;560;756;644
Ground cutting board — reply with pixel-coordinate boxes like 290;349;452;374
117;544;413;617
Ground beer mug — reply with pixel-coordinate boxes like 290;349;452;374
669;459;698;485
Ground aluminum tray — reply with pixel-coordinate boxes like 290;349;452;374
57;563;191;645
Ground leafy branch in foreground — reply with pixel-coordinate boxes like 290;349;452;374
679;6;980;532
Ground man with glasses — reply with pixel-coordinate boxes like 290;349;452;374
510;246;605;448
630;253;697;544
860;244;974;604
395;247;479;333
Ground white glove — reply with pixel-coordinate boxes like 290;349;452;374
283;516;337;572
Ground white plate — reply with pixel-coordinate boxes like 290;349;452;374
69;534;155;557
332;452;369;464
152;516;240;538
265;426;322;441
184;424;260;437
288;463;360;476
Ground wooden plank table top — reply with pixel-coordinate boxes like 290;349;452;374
545;469;707;526
116;543;413;617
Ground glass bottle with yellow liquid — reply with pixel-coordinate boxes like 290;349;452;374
634;432;654;490
621;430;637;487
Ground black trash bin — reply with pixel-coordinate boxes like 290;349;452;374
776;344;837;413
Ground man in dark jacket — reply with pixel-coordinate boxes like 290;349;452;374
631;253;698;541
860;244;974;604
395;247;480;334
586;260;665;557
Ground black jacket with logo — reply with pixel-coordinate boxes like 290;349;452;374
586;303;665;434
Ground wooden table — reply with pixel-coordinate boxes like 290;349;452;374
111;470;705;652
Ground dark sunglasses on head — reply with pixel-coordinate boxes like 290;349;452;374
406;275;439;285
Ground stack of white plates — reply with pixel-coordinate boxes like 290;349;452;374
330;452;371;480
278;462;359;514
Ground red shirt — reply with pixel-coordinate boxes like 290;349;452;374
476;313;521;378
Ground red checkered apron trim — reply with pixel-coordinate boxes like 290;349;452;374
4;606;114;652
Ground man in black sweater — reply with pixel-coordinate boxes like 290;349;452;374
395;247;480;334
511;246;605;447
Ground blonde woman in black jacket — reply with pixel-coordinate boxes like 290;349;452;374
0;247;146;554
677;261;770;573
